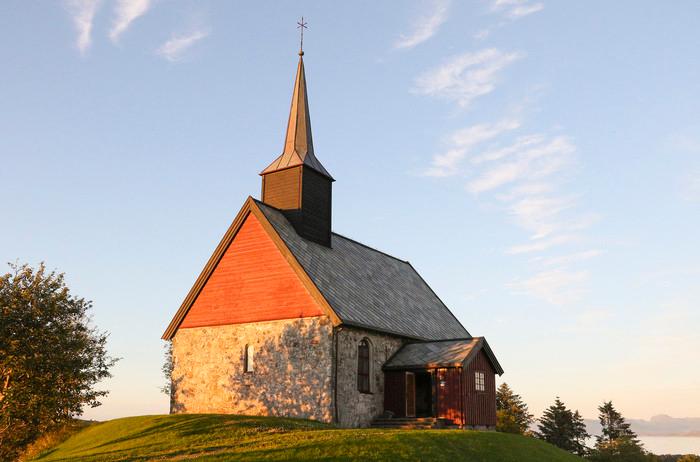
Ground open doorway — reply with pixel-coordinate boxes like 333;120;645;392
414;372;433;417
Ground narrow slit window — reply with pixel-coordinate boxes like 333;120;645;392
245;344;254;373
475;371;485;391
357;339;370;393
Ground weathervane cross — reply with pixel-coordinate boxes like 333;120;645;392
297;17;308;55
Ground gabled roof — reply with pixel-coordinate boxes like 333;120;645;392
163;197;470;341
261;55;333;180
383;337;504;375
256;200;469;340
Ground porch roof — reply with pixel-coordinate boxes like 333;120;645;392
383;337;504;375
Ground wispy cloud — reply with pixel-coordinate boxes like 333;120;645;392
424;118;520;177
476;0;544;39
535;249;603;266
65;0;101;54
467;135;575;193
156;29;209;62
110;0;152;42
510;268;589;305
492;0;544;19
413;48;522;108
506;234;579;255
395;0;451;50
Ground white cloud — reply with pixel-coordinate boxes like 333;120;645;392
157;30;209;62
510;268;589;305
506;234;579;255
424;119;520;177
536;250;603;266
65;0;101;54
492;0;544;19
467;135;575;193
110;0;151;42
509;195;576;239
395;0;451;50
471;134;544;164
413;48;522;108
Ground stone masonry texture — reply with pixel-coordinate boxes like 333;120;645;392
171;316;334;423
334;327;405;427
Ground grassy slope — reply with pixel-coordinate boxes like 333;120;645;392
32;414;583;462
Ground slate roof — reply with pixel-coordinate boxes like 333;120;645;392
384;337;504;374
255;200;470;341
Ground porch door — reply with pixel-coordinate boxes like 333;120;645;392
405;372;416;417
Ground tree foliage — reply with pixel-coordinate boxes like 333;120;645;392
588;401;648;462
496;382;534;435
0;262;117;461
536;397;590;456
160;340;173;396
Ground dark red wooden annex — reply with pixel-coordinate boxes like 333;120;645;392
383;338;504;428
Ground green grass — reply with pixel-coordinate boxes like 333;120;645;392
32;414;583;461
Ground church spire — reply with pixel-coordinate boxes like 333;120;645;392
259;23;334;247
261;35;332;179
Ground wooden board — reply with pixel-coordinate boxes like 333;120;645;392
436;368;463;424
383;370;406;417
405;372;416;418
179;213;323;329
463;349;497;426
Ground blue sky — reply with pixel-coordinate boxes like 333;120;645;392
1;1;699;422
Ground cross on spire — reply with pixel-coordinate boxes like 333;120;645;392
297;17;307;56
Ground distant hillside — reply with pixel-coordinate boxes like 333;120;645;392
585;415;700;437
31;414;582;461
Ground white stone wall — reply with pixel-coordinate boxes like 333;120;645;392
171;316;334;423
334;327;405;427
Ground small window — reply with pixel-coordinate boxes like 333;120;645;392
357;339;371;393
475;371;485;391
244;344;254;373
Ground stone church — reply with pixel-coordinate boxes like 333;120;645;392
162;49;504;429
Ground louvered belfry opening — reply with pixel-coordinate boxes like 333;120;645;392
261;53;333;247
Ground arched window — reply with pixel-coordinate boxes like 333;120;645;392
244;344;254;373
357;339;371;393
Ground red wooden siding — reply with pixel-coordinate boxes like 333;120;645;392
436;368;464;425
383;371;406;417
463;349;497;427
179;214;323;329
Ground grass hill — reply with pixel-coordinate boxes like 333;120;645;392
30;414;582;461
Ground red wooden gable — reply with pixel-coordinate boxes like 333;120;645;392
179;213;323;329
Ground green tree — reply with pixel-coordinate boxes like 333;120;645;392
496;382;534;435
588;401;648;462
0;262;117;461
536;397;589;456
571;410;590;456
596;401;640;446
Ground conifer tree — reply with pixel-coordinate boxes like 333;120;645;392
571;410;591;456
589;401;648;462
596;401;639;445
496;382;534;435
536;397;589;456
